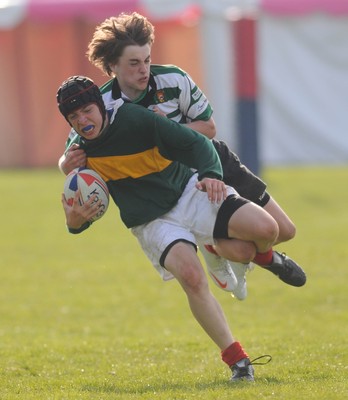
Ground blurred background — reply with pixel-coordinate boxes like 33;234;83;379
1;0;348;173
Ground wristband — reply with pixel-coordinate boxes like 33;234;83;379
67;221;91;234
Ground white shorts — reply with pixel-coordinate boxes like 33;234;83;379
131;174;237;281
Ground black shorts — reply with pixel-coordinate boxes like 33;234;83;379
213;195;249;239
212;139;270;207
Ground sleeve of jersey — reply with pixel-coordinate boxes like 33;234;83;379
65;131;81;154
64;129;79;150
153;114;222;180
179;73;213;122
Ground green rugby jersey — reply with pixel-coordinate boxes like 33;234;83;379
69;102;222;228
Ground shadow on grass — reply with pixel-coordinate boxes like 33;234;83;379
80;375;281;395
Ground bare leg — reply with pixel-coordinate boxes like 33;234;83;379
209;202;278;263
207;197;305;290
215;239;256;264
263;196;296;244
164;241;234;351
216;199;306;287
225;202;279;253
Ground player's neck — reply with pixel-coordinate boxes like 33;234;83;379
121;88;146;103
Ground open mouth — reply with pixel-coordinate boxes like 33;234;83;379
82;125;94;133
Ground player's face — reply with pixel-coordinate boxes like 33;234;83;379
110;44;151;101
67;104;105;140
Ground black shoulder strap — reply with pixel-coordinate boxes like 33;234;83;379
111;78;122;101
137;74;157;108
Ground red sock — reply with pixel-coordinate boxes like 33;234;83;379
204;244;218;255
221;342;249;367
253;248;273;266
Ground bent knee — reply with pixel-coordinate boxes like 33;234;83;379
252;212;279;244
266;218;279;243
215;239;256;263
278;222;296;243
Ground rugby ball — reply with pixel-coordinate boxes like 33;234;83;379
64;167;109;222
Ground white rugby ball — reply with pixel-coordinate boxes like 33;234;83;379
64;167;109;222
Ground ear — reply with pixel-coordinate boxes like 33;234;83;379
108;63;118;77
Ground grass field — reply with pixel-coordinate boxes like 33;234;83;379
0;167;347;399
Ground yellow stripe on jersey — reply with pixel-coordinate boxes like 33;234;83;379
87;146;172;182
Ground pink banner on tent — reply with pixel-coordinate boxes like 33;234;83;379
261;0;348;15
27;0;140;22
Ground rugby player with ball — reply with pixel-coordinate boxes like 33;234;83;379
59;13;306;299
57;75;277;382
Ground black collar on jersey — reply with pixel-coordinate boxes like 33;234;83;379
111;74;158;108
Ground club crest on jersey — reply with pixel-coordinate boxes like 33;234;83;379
155;90;166;103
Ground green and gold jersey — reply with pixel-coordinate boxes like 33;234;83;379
68;102;222;228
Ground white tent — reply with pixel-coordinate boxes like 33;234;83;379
1;0;348;167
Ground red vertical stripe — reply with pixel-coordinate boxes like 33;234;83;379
233;17;257;98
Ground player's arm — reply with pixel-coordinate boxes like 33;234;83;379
58;130;87;175
159;116;225;203
151;109;222;180
185;117;216;139
152;106;216;139
59;144;87;175
178;71;216;139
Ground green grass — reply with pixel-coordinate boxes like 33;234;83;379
0;167;347;399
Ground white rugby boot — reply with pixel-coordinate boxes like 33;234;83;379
200;244;237;292
229;261;254;301
201;244;252;300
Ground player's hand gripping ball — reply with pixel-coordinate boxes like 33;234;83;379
64;167;109;222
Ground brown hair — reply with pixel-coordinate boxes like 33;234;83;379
87;12;155;76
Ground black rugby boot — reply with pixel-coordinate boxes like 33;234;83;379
231;358;255;382
230;355;272;382
264;251;306;287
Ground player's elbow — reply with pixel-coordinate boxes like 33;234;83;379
58;154;66;174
